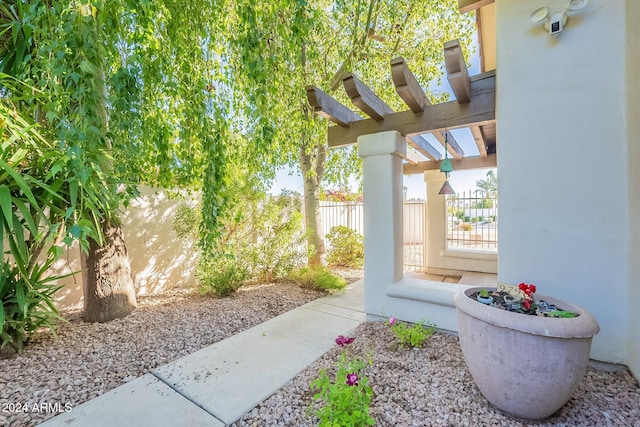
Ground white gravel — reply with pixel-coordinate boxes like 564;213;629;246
0;282;325;427
234;322;640;427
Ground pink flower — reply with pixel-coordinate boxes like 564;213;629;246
335;335;355;346
346;373;359;386
388;317;395;326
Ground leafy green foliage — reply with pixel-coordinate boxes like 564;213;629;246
0;77;84;351
473;198;494;209
0;256;68;352
289;266;347;291
326;225;364;268
197;252;249;298
388;318;436;349
174;189;307;294
476;170;498;197
310;352;375;427
243;192;307;282
218;0;476;264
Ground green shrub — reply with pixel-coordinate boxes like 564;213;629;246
326;226;364;268
1;254;66;353
289;266;347;291
197;252;249;297
244;193;306;282
174;191;306;289
387;317;436;349
310;350;374;426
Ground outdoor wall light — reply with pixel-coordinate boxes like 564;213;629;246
438;132;455;195
531;0;588;36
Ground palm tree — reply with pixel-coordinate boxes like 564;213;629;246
475;170;498;197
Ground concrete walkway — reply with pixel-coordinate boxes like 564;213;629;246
39;281;365;427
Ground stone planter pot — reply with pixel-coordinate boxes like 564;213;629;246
454;287;600;419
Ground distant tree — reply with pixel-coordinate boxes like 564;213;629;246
476;170;498;197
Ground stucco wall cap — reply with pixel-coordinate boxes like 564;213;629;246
357;131;407;158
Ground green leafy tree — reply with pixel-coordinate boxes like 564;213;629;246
215;0;475;266
0;1;232;321
1;0;475;326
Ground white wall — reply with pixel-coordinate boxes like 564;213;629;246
497;0;630;363
625;0;640;379
52;187;199;310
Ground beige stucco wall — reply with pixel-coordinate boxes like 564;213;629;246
496;0;631;363
625;0;640;380
52;187;199;311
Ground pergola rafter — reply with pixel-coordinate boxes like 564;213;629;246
305;39;497;174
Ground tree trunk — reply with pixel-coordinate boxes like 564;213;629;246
300;143;326;267
81;220;137;322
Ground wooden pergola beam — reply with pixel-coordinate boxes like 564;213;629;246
306;86;362;127
432;130;465;160
444;39;471;104
342;73;393;120
391;57;431;113
458;0;494;13
407;135;442;162
327;71;495;147
403;154;497;175
470;125;488;158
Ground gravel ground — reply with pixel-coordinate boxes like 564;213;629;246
235;322;640;427
2;268;639;427
0;282;326;427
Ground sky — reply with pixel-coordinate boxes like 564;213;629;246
270;32;495;200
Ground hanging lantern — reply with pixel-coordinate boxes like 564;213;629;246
439;132;455;195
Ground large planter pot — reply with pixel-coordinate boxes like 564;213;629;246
454;287;600;420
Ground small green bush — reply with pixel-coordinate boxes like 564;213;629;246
387;317;436;348
174;191;306;288
310;352;374;427
289;266;347;291
1;256;65;353
197;252;249;297
326;226;364;268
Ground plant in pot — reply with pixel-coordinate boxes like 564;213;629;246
454;283;600;420
476;288;494;305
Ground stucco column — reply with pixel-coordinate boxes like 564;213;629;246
424;170;447;273
358;131;406;314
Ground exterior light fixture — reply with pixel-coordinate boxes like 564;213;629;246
531;0;588;36
438;132;455;195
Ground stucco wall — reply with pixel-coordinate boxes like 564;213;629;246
497;0;629;362
625;0;640;379
52;187;199;310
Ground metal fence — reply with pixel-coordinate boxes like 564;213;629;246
319;200;364;242
319;200;427;271
446;191;498;251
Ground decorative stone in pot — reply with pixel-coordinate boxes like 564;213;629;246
453;286;600;420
